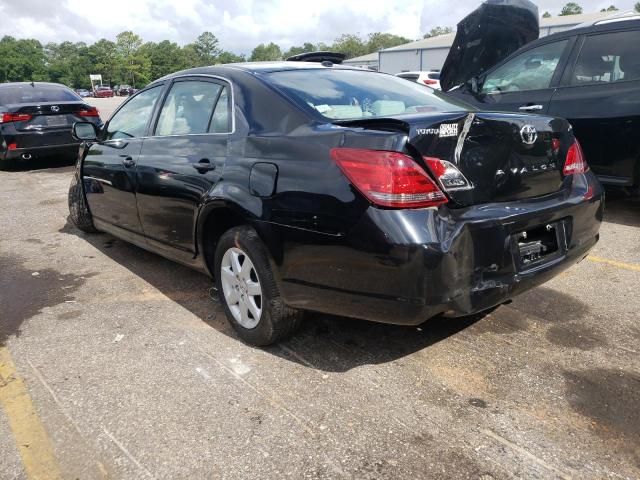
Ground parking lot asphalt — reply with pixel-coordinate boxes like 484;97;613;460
86;96;126;121
0;164;639;480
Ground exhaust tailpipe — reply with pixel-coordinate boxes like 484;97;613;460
21;153;32;160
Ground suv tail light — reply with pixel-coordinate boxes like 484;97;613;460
0;113;32;123
330;148;447;208
77;107;99;117
423;157;472;191
563;139;588;175
422;79;438;85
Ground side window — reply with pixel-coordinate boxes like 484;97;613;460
482;40;568;94
106;86;163;140
209;87;231;133
572;30;640;85
155;81;222;136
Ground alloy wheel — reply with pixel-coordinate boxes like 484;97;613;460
220;247;263;329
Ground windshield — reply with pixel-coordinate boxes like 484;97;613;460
265;69;471;120
0;84;81;105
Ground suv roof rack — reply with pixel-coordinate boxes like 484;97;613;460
285;51;346;64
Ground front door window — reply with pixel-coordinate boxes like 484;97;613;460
482;40;568;93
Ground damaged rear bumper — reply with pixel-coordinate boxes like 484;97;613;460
276;172;603;325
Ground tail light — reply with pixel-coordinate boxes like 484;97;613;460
330;148;447;208
563;139;588;175
423;157;472;191
0;113;32;123
422;79;438;85
77;107;99;117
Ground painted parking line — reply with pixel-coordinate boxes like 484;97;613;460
0;346;62;480
588;255;640;272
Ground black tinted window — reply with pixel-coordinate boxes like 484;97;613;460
209;87;231;133
428;73;440;80
267;69;470;120
107;86;162;140
156;81;222;136
0;84;80;105
482;40;568;93
572;30;640;85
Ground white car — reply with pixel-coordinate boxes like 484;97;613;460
395;71;441;90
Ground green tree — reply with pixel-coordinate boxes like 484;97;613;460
249;42;282;61
423;26;453;39
559;2;583;15
542;11;552;18
215;51;245;64
0;36;47;82
600;5;618;11
191;31;221;66
88;39;118;85
331;34;367;59
45;42;93;88
366;32;411;52
138;40;186;81
636;2;640;12
115;31;148;87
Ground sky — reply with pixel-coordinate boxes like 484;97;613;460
0;0;637;54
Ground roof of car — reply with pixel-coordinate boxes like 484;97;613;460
531;15;640;45
0;82;69;89
154;61;368;83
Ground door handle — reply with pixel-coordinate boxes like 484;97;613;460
122;156;135;168
518;104;543;112
192;158;216;172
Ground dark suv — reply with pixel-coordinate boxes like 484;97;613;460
442;2;640;192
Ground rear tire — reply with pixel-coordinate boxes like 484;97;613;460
68;172;98;233
215;226;303;346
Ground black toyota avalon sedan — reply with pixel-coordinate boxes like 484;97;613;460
68;62;603;345
0;82;102;170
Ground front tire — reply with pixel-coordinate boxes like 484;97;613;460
215;226;302;346
68;172;98;233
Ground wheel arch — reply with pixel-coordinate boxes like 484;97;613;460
196;201;283;278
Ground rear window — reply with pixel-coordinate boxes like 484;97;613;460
0;84;80;105
428;73;440;80
265;69;471;120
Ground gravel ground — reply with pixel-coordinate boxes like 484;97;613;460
0;164;639;480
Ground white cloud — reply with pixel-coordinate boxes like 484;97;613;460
0;0;636;54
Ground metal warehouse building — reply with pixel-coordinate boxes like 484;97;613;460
349;11;615;74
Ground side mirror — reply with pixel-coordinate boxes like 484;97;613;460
72;122;98;141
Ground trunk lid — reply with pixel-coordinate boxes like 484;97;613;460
336;112;571;206
4;101;98;131
440;0;539;92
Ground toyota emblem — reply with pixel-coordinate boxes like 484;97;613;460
520;125;537;145
50;105;60;112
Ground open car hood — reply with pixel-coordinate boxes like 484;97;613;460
440;0;539;92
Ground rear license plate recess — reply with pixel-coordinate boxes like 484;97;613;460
513;221;566;270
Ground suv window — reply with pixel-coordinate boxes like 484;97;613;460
156;81;223;136
107;86;162;140
572;30;640;85
482;40;568;94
